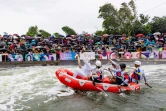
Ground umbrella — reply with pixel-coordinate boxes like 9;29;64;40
43;39;49;42
35;36;42;39
136;34;143;37
35;46;46;50
25;36;31;40
148;34;154;36
13;34;20;37
0;48;9;52
26;48;33;51
59;34;65;38
16;48;24;52
66;37;72;39
95;42;101;45
0;36;3;39
35;46;42;48
103;34;109;37
85;34;91;37
3;35;8;38
66;35;71;37
20;37;25;39
13;36;18;39
37;34;42;37
21;35;26;37
153;32;161;35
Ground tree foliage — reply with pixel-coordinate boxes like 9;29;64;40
26;26;38;37
62;26;76;35
95;30;104;36
150;16;166;33
98;0;150;36
39;30;51;38
54;32;60;38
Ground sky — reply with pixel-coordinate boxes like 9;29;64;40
0;0;165;35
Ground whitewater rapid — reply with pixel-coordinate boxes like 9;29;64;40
0;64;166;111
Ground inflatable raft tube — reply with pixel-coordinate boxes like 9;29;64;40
55;68;140;93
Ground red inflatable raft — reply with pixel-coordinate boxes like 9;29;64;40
55;68;140;93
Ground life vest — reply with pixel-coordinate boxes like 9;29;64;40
116;71;130;82
131;68;141;80
95;68;103;80
116;71;122;77
124;73;131;83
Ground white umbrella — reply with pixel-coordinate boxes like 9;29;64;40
153;32;161;35
13;36;18;39
35;46;41;48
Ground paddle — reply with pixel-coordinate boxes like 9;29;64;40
145;83;152;88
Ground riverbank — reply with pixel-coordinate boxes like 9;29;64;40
0;59;165;68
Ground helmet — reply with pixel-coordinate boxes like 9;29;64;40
134;61;141;66
119;63;126;69
95;60;102;67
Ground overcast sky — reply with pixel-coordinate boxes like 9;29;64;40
0;0;165;35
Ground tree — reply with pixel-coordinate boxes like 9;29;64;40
39;30;51;38
26;26;38;37
98;0;150;36
150;16;166;33
54;32;60;38
95;30;104;36
62;26;76;35
98;3;119;34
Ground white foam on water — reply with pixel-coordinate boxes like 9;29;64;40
0;66;76;110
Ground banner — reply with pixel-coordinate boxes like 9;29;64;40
108;52;116;59
162;51;166;59
52;54;57;61
80;52;95;60
124;52;132;59
99;51;111;60
131;52;139;59
8;54;23;62
60;52;76;60
0;54;2;62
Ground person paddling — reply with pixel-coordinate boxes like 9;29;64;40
107;59;121;83
107;60;130;86
131;61;147;85
89;60;105;84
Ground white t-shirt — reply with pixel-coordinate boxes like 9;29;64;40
81;56;93;76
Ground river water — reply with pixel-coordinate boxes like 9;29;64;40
0;63;166;111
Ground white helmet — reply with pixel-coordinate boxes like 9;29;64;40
95;60;102;67
134;61;141;66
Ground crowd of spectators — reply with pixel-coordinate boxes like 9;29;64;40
0;32;166;62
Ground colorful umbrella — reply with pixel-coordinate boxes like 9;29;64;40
103;34;109;37
136;34;143;37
